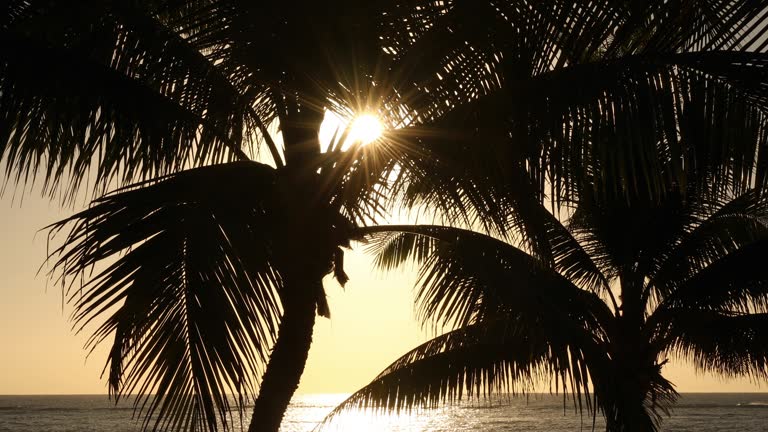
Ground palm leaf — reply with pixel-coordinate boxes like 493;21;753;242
649;190;768;300
363;161;610;294
383;50;768;246
384;1;629;125
315;140;399;226
318;315;601;429
604;0;768;54
360;225;613;331
0;2;264;199
535;52;768;199
652;237;768;316
662;311;768;379
48;161;281;432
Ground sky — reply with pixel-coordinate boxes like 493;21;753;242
1;113;767;396
1;188;767;396
0;189;432;395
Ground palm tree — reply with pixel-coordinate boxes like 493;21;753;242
322;175;768;431
4;2;405;431
5;1;768;432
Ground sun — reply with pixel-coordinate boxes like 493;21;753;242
348;114;384;145
319;111;385;152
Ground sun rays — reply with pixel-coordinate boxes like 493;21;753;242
320;111;385;152
349;114;384;145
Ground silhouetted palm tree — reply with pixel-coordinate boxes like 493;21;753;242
324;176;768;431
3;2;407;431
5;1;768;432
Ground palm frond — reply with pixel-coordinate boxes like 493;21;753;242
384;49;768;244
360;225;613;331
315;141;399;226
48;161;281;432
379;123;566;247
649;190;768;300
534;52;768;200
652;237;768;315
0;2;264;199
318;316;601;429
379;140;600;299
662;311;768;379
385;1;628;126
605;0;768;54
541;207;611;296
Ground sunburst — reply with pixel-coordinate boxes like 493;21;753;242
348;114;384;145
320;111;384;152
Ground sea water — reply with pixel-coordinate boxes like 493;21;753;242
0;393;766;431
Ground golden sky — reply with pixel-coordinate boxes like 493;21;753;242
0;190;766;395
0;113;765;395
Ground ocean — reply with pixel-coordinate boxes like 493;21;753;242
0;393;766;431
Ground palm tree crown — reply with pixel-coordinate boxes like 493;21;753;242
5;1;768;432
4;1;404;431
325;177;768;431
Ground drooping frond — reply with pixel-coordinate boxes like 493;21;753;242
381;49;768;255
542;207;611;296
48;161;282;432
649;189;768;300
366;225;538;329
383;1;628;123
0;1;264;199
527;52;768;200
318;315;603;429
379;134;511;237
373;134;612;293
661;311;768;379
360;224;613;332
652;237;768;315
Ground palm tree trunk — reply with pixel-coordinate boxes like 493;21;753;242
247;284;317;432
608;270;658;431
247;91;326;432
606;400;657;432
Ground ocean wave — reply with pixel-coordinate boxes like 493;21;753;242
0;406;136;413
676;403;768;409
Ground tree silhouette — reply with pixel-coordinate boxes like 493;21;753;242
327;179;768;431
4;1;768;432
4;2;406;431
